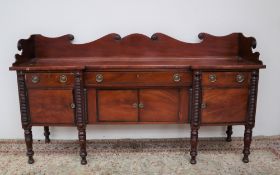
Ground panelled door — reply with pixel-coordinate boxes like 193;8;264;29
96;89;184;123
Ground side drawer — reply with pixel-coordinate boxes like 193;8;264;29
85;71;191;86
202;72;250;87
26;73;74;88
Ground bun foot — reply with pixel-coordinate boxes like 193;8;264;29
242;156;249;163
81;159;87;165
190;158;197;164
28;157;34;164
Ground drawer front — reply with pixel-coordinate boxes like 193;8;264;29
97;90;138;122
85;71;191;86
28;89;75;124
202;72;250;87
139;89;179;122
201;88;248;124
26;73;74;88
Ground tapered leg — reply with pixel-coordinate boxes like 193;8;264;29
243;125;253;163
44;126;50;143
190;128;198;164
24;127;34;164
226;125;233;142
78;126;87;165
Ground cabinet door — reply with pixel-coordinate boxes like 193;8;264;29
28;89;75;125
97;90;138;122
139;89;179;122
201;88;248;124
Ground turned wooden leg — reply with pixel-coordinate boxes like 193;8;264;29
24;127;34;164
226;125;233;142
190;71;201;165
190;128;198;164
78;126;87;165
243;125;253;163
44;126;50;143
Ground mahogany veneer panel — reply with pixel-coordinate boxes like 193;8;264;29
201;88;249;124
97;90;138;122
139;89;179;122
28;89;75;124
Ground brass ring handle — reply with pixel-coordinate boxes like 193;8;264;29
70;103;76;109
173;74;181;82
201;102;207;109
96;74;103;83
236;74;245;83
31;75;40;84
132;103;138;108
59;75;68;83
209;74;217;82
139;103;144;109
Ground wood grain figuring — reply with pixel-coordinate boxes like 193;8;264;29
97;90;138;122
139;89;179;122
87;89;97;124
179;89;189;122
202;72;250;87
28;89;75;124
26;73;74;88
201;88;248;124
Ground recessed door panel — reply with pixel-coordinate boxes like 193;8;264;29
201;88;248;124
28;89;75;124
97;90;138;122
139;89;179;122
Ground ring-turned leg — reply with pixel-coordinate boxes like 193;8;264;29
17;71;34;164
44;126;50;143
242;70;259;163
226;125;233;142
24;127;34;164
243;125;252;163
190;71;202;164
74;71;87;165
78;126;87;165
190;128;198;164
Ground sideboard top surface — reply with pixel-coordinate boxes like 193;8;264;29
10;33;265;71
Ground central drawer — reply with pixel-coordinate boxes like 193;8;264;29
85;71;191;86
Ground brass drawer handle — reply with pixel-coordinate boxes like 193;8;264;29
70;103;76;109
59;75;68;83
173;74;181;82
236;74;245;83
201;102;207;109
31;75;40;84
96;74;103;83
209;74;217;82
139;103;144;109
132;103;138;108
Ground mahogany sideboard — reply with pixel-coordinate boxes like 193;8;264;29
9;33;265;165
